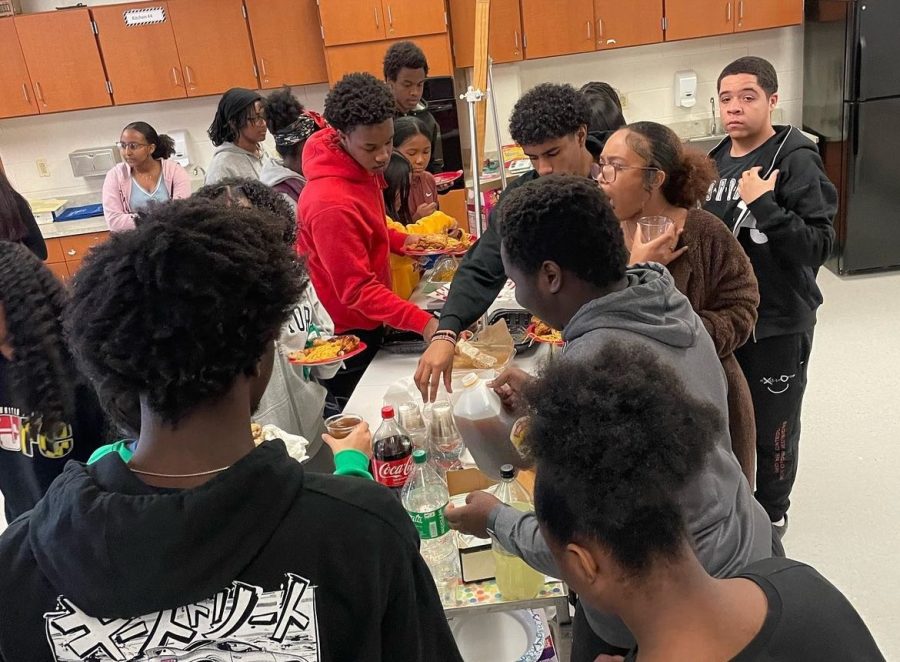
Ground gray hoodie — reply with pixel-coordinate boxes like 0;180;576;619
487;264;774;648
260;158;306;213
204;142;268;185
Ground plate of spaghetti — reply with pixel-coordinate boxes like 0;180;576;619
526;319;564;346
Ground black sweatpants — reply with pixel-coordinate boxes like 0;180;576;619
735;329;814;522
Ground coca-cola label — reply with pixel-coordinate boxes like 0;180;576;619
372;455;413;488
408;504;450;540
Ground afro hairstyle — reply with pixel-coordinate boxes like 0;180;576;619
497;174;627;288
65;198;306;427
524;341;721;576
324;73;396;133
193;177;296;246
509;83;592;147
383;40;429;80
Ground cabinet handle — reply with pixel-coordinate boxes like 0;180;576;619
34;81;47;107
260;57;269;77
185;65;195;87
374;6;380;28
726;1;732;22
738;0;744;20
586;20;591;39
171;66;181;87
21;83;30;103
387;4;394;28
596;17;604;43
514;30;519;50
66;249;77;257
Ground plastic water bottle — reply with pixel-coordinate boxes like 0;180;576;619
453;372;523;479
491;464;545;600
401;449;460;606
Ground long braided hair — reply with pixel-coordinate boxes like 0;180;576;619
0;241;76;427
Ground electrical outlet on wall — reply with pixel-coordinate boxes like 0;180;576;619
36;159;50;177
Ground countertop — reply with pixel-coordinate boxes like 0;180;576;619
39;217;109;239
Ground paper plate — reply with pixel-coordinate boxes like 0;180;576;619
287;340;367;366
449;609;545;662
434;169;464;187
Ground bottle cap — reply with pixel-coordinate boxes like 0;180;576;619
461;373;479;388
499;464;516;479
381;405;395;419
413;449;428;464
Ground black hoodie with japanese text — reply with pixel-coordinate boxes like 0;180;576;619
0;440;462;662
704;125;837;339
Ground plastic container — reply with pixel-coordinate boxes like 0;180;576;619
452;373;524;479
401;449;460;606
491;465;545;601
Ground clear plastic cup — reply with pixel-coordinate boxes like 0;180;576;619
638;215;673;242
324;413;363;439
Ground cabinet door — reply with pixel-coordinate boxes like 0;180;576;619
319;0;385;46
325;34;453;84
44;261;71;283
383;0;447;39
15;9;112;113
245;0;327;88
450;0;522;69
594;0;663;50
92;2;186;105
521;0;595;60
168;0;258;97
735;0;802;32
664;0;734;41
0;18;38;118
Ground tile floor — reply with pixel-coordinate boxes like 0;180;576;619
1;267;898;659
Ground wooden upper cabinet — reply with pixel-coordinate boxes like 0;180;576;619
450;0;523;69
383;0;447;39
0;18;38;119
92;2;186;105
325;34;453;84
664;0;735;41
14;9;111;113
521;0;595;60
245;0;327;88
735;0;803;32
594;0;663;50
168;0;258;97
319;0;385;46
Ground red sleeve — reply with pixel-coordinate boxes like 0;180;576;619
387;226;409;254
312;207;432;334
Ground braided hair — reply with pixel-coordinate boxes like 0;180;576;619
0;242;76;427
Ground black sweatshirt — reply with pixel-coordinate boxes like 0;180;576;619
0;357;108;522
0;441;463;662
7;192;47;260
624;557;884;661
437;170;540;334
704;126;837;339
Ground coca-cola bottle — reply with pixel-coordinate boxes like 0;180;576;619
371;405;413;495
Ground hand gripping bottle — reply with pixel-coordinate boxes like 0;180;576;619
491;464;545;600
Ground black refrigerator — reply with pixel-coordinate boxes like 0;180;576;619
803;0;900;274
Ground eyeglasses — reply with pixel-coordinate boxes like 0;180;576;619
116;141;151;151
247;114;267;126
595;162;659;184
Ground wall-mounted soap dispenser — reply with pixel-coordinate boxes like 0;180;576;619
675;70;698;108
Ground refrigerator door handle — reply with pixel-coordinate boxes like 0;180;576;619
849;103;860;195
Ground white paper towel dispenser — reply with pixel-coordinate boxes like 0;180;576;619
69;146;122;178
675;70;698;108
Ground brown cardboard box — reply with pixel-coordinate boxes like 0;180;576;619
0;0;22;17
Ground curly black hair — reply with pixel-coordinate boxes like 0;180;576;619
524;341;720;575
718;56;778;96
497;175;627;288
0;242;75;427
264;87;304;159
193;177;296;246
383;40;429;81
509;83;592;147
65;199;306;426
324;73;396;133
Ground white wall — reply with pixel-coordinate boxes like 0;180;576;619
0;15;802;200
478;25;803;150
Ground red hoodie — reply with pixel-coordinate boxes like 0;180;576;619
297;128;432;335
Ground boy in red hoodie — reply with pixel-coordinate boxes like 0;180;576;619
298;73;438;408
